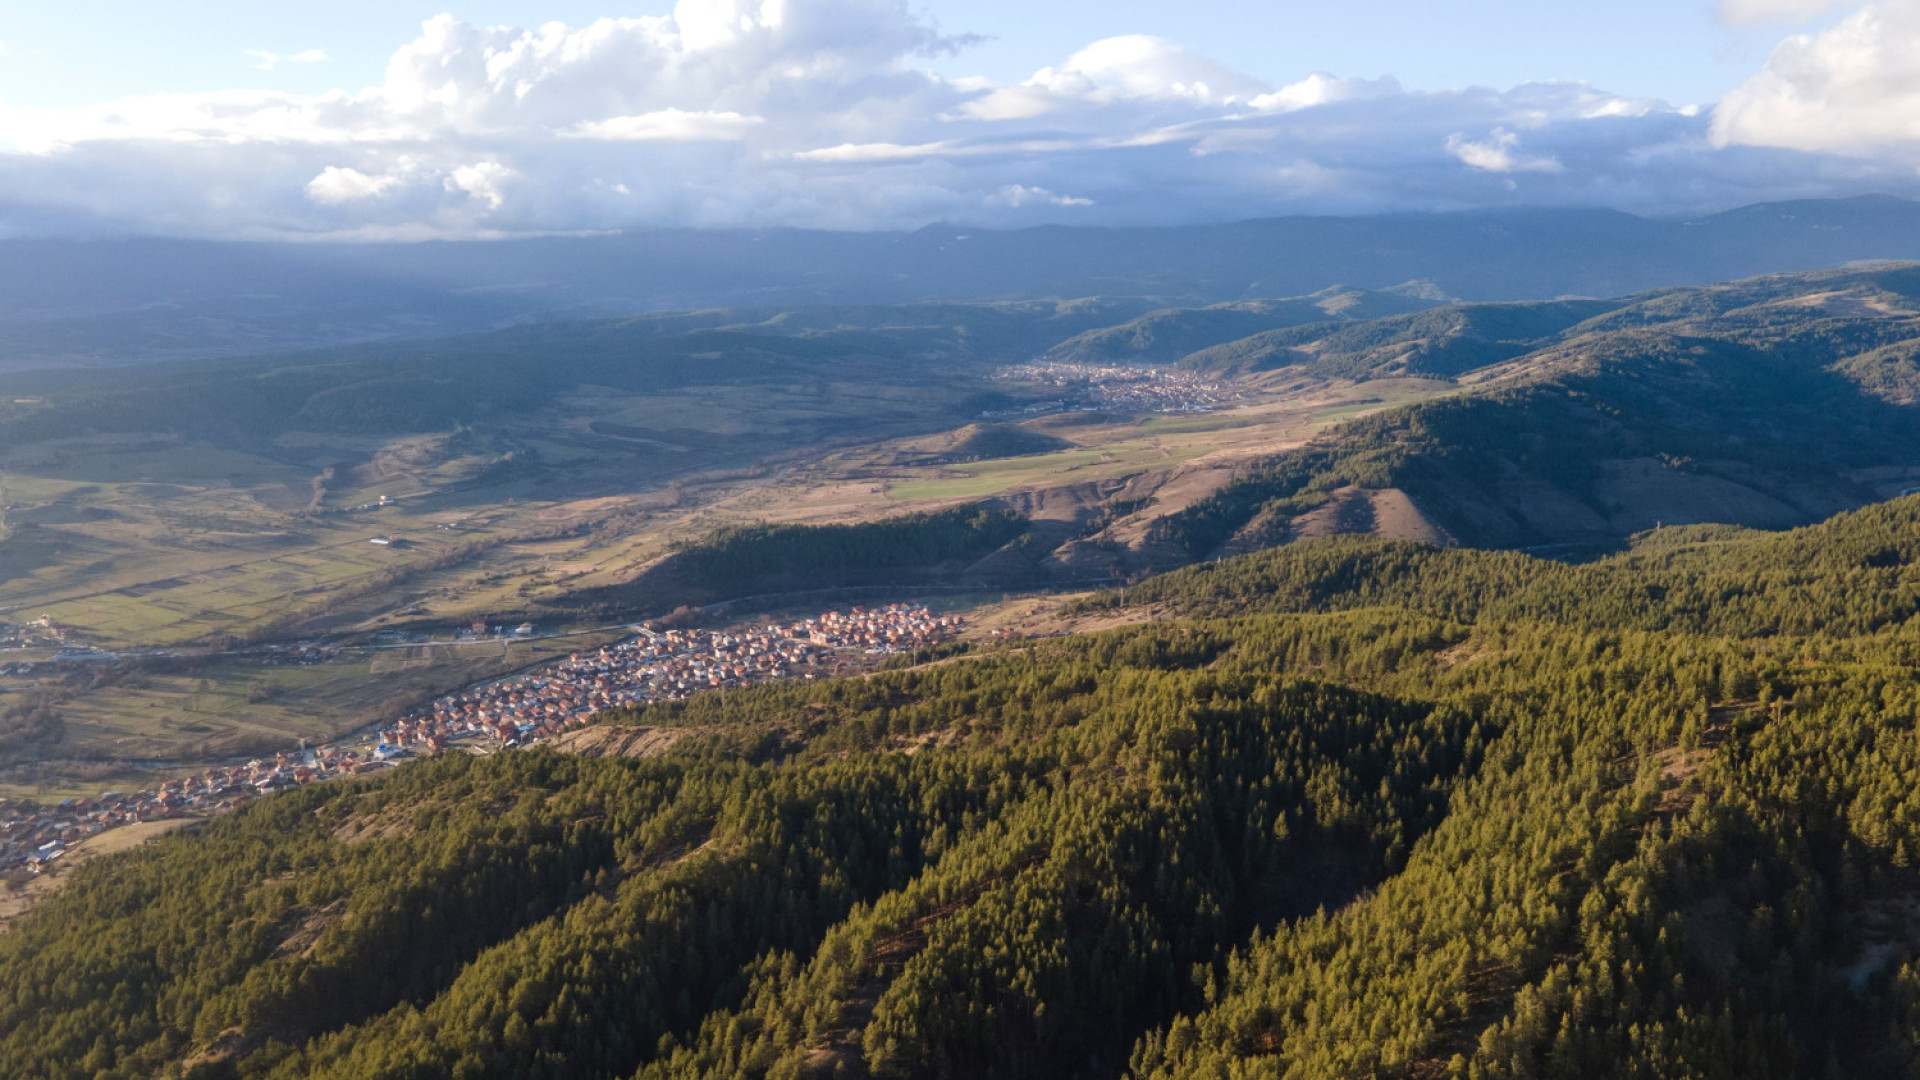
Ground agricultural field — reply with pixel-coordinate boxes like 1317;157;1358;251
0;332;1430;790
881;380;1442;503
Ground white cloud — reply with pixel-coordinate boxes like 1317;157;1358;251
570;108;764;140
245;48;330;71
794;140;955;162
1718;0;1851;24
991;184;1092;208
673;0;789;51
446;162;514;210
958;34;1269;120
1714;1;1920;150
0;0;1914;239
1251;73;1400;112
1447;128;1565;173
305;166;400;204
1034;35;1267;103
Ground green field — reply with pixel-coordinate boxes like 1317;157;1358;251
885;391;1430;502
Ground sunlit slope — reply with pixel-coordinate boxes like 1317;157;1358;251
1041;287;1443;367
1146;264;1920;556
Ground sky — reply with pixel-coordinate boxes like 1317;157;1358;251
0;0;1914;239
0;1;1801;110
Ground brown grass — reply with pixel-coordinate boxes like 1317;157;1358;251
549;725;686;758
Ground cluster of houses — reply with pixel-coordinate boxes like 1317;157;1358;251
371;604;963;754
0;749;412;874
995;361;1232;413
375;629;807;754
1;794;149;875
794;605;966;652
0;615;79;652
1;604;965;874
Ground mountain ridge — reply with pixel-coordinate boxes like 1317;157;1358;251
8;195;1920;368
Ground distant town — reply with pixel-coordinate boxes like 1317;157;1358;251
993;361;1235;414
1;604;962;876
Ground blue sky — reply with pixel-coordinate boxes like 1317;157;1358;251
0;1;1803;108
0;0;1911;238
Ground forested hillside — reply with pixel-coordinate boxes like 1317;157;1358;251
1040;288;1440;367
578;505;1036;614
10;498;1920;1077
1147;264;1920;555
1174;298;1620;379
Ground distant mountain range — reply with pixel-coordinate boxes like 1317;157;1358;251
7;195;1920;367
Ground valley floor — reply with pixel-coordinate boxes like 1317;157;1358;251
0;365;1443;795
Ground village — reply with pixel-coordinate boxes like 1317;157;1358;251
0;616;80;653
993;361;1235;414
0;603;963;876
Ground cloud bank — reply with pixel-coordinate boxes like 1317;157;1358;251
0;0;1916;239
1717;0;1850;25
245;48;331;71
1715;0;1920;151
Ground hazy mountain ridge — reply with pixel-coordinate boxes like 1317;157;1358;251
7;196;1920;368
0;299;1166;447
1172;298;1625;379
1039;287;1443;367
